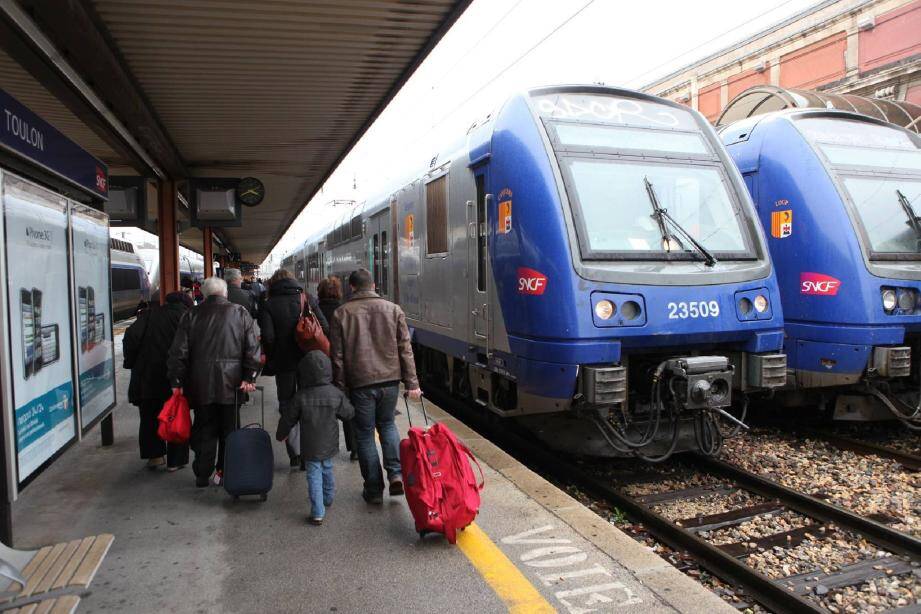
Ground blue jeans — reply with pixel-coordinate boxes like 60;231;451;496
351;384;401;495
305;458;335;519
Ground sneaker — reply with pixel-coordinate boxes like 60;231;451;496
389;480;404;496
167;464;186;473
146;457;165;470
362;491;383;505
212;470;223;486
307;516;323;526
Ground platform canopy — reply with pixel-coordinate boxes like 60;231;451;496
717;85;921;133
0;0;471;261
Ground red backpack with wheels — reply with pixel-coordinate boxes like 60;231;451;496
399;397;484;543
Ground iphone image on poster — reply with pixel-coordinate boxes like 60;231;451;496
20;288;33;379
32;288;43;373
87;286;95;350
78;286;88;352
40;324;59;366
94;314;105;344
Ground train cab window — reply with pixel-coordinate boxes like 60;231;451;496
562;159;749;258
425;175;448;255
381;231;389;295
112;268;141;292
475;175;487;291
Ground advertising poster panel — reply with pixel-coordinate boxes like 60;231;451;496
71;204;115;429
2;173;76;483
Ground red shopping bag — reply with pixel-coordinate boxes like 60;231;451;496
158;390;191;444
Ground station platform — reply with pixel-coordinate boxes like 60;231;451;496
9;339;732;613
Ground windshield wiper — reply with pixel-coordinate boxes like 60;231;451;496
643;176;717;267
896;189;921;244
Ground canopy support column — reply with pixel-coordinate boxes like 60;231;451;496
203;227;213;279
157;180;179;303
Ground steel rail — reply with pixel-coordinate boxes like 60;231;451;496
422;387;823;613
696;454;921;559
805;431;921;472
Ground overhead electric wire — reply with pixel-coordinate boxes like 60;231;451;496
624;0;801;89
408;0;597;150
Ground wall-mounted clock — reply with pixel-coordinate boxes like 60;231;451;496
236;177;265;207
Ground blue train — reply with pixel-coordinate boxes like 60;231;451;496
722;109;921;429
283;85;788;458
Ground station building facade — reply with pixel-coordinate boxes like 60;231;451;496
644;0;921;122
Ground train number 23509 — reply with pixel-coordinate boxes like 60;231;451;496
667;300;720;319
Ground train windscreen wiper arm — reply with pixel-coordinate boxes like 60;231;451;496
643;177;717;267
896;189;921;245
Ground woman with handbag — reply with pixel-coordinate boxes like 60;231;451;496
259;269;329;468
123;291;194;471
317;276;358;461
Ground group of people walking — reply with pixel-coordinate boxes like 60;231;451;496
124;266;419;524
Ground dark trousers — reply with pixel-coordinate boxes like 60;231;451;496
191;403;236;478
138;400;189;467
275;371;300;460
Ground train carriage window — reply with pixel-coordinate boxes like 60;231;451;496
475;175;487;292
351;216;362;239
381;231;389;295
373;233;381;288
425;175;449;255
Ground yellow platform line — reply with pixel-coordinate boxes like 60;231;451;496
456;523;556;613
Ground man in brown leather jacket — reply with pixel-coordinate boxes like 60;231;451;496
168;276;260;487
329;269;421;504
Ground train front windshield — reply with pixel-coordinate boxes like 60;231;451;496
798;117;921;258
536;93;754;261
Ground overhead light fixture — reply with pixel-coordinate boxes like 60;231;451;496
754;60;767;73
858;16;875;31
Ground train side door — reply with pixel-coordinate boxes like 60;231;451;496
468;171;489;349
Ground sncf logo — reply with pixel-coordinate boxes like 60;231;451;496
800;272;841;296
517;267;548;296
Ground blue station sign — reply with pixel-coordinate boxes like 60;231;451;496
0;88;108;200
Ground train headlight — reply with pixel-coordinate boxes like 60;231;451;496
898;289;916;311
753;295;769;313
594;300;615;320
882;288;897;312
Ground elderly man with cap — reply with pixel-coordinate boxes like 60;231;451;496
225;268;256;317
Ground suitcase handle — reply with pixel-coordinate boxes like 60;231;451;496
235;385;265;429
403;394;429;428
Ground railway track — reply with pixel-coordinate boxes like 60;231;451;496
423;386;921;612
803;430;921;473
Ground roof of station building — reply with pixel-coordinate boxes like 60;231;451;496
0;0;472;261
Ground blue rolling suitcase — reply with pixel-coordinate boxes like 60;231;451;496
224;386;273;501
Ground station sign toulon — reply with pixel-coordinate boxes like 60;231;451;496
0;88;108;200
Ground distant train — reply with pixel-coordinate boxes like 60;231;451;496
280;85;789;459
722;109;921;429
110;238;150;320
134;242;205;302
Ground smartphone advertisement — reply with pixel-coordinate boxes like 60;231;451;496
2;173;76;483
71;204;115;428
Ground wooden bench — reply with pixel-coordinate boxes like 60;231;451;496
0;534;113;611
4;596;80;614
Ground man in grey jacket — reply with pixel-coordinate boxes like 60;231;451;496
168;276;260;487
330;269;421;504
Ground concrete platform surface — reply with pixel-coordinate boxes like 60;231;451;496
9;339;732;613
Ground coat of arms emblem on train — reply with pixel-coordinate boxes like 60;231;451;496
771;209;792;239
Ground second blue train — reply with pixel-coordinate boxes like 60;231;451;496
722;108;921;429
